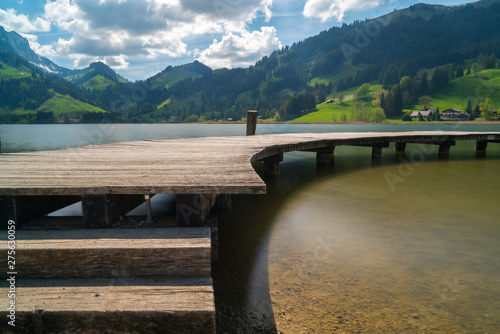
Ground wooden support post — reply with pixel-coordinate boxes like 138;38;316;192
316;147;335;166
246;110;258;136
395;142;407;153
214;194;232;211
475;140;488;152
261;153;283;178
1;195;80;228
438;141;455;157
81;194;145;228
372;146;383;159
176;194;218;227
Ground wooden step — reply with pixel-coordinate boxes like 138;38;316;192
0;228;211;279
0;277;215;334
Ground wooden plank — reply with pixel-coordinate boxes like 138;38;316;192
0;228;212;278
0;277;215;334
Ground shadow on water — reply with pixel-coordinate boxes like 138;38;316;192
212;148;392;333
212;141;500;333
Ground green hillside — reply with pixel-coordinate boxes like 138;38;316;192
147;61;212;88
64;62;127;89
83;74;116;90
37;93;107;116
292;83;382;122
0;62;31;79
429;69;500;111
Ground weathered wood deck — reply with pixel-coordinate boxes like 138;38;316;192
1;131;500;228
1;130;499;333
1;131;499;196
0;228;215;333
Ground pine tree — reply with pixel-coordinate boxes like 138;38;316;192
465;100;473;114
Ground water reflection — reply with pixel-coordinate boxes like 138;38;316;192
266;145;500;333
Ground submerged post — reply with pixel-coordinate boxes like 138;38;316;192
246;110;258;136
475;140;488;152
395;142;406;153
438;141;455;157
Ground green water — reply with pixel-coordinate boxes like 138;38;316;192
215;142;500;333
268;153;500;333
1;124;499;333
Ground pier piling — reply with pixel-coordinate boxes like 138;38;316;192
246;110;258;136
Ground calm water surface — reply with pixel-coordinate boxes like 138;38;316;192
1;124;499;333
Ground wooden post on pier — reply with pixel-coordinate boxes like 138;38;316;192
438;141;455;157
81;195;145;228
316;147;335;166
262;153;283;178
475;140;488;152
395;142;406;153
246;110;258;136
176;194;218;227
372;143;389;159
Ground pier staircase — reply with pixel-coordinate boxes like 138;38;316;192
0;228;215;333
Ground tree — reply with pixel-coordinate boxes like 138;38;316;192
419;71;428;95
356;83;370;100
480;98;495;120
402;113;412;121
465;100;473;114
419;95;433;110
471;63;477;76
338;93;345;104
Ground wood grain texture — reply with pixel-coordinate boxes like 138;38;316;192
0;277;215;334
0;132;499;196
0;228;212;279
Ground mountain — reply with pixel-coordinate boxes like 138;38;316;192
0;26;68;75
1;0;500;123
146;61;212;88
140;0;500;121
64;61;128;89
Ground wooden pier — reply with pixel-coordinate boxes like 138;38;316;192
1;130;500;333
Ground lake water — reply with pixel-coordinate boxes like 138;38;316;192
1;123;499;333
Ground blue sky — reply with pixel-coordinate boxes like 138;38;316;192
0;0;474;80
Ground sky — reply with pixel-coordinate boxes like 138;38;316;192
0;0;474;81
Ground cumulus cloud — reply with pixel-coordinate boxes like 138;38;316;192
0;8;51;33
195;26;281;69
103;55;129;69
39;0;274;69
303;0;383;22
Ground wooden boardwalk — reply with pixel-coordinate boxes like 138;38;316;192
1;131;499;196
1;130;499;333
1;131;500;227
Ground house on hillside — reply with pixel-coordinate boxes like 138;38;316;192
410;108;435;119
326;99;335;104
441;108;462;119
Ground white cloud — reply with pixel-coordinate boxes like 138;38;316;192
196;26;281;69
0;8;51;33
40;0;274;67
303;0;383;22
103;55;129;69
